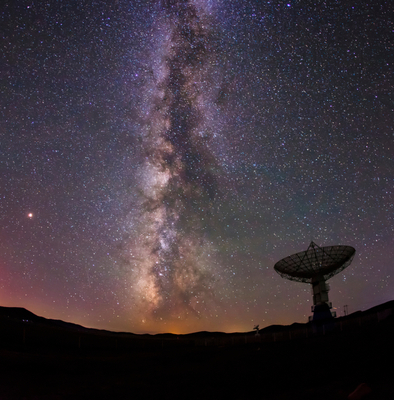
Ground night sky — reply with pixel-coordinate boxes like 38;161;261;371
1;0;393;334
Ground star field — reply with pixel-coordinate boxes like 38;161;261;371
1;0;393;333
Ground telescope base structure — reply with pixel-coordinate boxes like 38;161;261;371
309;276;336;322
311;303;335;322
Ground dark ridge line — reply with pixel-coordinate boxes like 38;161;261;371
0;299;393;338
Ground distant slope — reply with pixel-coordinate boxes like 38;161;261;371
0;306;89;332
0;299;393;337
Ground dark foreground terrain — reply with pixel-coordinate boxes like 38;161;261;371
0;302;393;399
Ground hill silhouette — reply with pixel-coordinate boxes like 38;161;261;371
0;301;393;399
3;300;394;337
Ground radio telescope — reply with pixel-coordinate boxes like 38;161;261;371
274;241;355;321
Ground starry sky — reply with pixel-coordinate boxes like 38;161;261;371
1;0;393;334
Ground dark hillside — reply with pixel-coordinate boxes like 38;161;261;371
0;302;393;399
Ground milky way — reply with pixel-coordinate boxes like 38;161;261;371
125;1;226;326
1;0;393;333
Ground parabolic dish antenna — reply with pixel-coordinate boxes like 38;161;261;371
274;241;355;321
